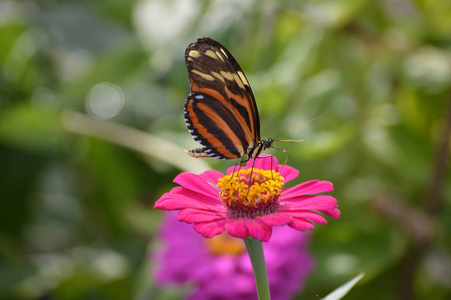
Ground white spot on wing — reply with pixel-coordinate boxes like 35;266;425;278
192;69;214;81
237;71;249;86
205;50;218;60
215;51;225;62
189;50;200;58
220;48;228;58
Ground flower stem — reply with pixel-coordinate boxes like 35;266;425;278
244;238;271;300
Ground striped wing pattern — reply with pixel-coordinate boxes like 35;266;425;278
184;38;261;159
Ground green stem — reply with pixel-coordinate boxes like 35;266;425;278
244;238;271;300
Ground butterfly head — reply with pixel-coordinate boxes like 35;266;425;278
263;138;274;150
248;138;274;159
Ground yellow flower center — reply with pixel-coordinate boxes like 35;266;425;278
217;168;284;218
205;233;246;256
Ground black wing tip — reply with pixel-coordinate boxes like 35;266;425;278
197;37;217;44
185;147;226;159
185;38;230;64
187;37;222;50
186;38;212;61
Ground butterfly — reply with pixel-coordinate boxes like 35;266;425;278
184;37;275;161
184;38;323;161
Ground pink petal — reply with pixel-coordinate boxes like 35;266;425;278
282;210;328;224
278;165;299;183
226;164;243;176
173;172;219;197
222;218;274;242
224;220;250;239
178;208;226;223
249;156;299;182
243;218;272;242
319;208;341;219
280;195;338;211
282;180;334;198
235;156;273;172
251;155;279;170
155;187;223;211
193;220;227;238
259;212;293;226
288;217;315;231
198;170;224;184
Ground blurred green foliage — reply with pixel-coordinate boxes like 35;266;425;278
1;0;450;299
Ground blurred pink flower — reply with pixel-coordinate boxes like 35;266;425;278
155;156;340;242
153;212;313;300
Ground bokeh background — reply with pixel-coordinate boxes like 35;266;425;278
1;0;450;299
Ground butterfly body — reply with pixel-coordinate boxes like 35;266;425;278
184;38;274;160
185;137;274;160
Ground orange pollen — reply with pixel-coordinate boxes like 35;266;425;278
204;233;246;256
217;168;284;218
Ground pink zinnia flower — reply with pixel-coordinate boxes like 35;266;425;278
155;155;340;242
153;212;313;300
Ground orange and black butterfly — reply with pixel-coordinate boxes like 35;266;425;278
184;37;275;160
184;38;325;161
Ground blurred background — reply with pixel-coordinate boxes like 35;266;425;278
1;0;450;299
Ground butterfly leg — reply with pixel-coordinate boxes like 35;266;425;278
251;154;272;178
270;146;291;174
227;157;248;184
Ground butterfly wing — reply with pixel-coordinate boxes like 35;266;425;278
184;38;261;159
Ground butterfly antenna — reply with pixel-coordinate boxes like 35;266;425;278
273;110;330;140
277;139;304;142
